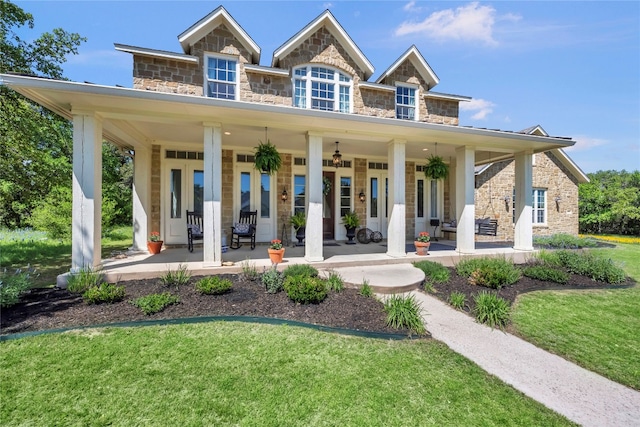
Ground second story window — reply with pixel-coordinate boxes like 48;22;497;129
396;85;417;120
293;66;352;113
206;55;237;100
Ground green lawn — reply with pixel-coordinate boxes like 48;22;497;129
0;323;573;426
0;227;132;287
511;243;640;390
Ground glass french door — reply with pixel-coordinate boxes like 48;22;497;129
165;161;203;245
367;172;388;238
236;166;275;243
415;177;442;236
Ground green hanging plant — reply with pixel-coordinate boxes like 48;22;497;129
253;140;282;176
424;155;449;180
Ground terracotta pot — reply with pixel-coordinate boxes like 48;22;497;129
147;240;163;255
268;248;285;264
414;241;430;256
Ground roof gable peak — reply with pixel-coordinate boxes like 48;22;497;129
376;45;439;89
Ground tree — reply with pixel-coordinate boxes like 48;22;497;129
0;0;85;228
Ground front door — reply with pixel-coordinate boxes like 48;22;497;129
165;161;203;245
367;172;388;238
236;166;275;243
322;171;335;240
415;177;442;237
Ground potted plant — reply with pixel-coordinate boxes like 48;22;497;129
254;140;282;175
267;239;285;264
147;231;163;255
414;232;431;256
424;155;449;180
342;210;360;244
289;211;306;246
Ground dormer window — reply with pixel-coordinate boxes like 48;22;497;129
293;65;352;113
206;54;238;100
396;84;418;120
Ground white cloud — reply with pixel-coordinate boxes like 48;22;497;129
395;2;520;46
563;135;609;152
460;98;495;120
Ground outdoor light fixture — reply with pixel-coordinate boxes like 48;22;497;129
332;141;342;168
503;195;511;203
359;191;366;203
281;187;288;202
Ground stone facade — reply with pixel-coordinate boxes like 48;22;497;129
473;151;580;241
150;145;161;235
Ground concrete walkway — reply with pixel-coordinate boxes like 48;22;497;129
408;290;640;427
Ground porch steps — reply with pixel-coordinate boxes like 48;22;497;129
323;264;425;294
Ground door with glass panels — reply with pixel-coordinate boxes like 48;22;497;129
415;177;441;237
367;172;388;238
165;162;204;245
236;166;274;243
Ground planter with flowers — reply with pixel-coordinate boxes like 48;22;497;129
414;232;430;256
267;239;285;264
147;231;163;255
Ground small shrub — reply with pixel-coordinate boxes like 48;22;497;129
455;258;485;278
130;292;179;315
160;264;191;289
423;281;436;293
473;291;510;329
555;250;591;275
413;260;450;283
550;250;627;284
359;279;373;297
283;275;327;304
283;264;318;279
383;294;425;335
83;283;125;304
325;270;344;292
241;260;259;281
587;257;627;284
459;257;521;289
522;265;569;284
0;267;34;308
195;276;232;295
448;291;466;310
261;267;284;294
533;233;597;249
67;267;103;294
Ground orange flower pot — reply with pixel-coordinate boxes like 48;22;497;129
414;241;430;256
147;241;163;255
268;248;285;264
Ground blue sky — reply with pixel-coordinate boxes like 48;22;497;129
14;0;640;173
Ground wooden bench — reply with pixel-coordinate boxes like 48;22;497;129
186;210;203;252
442;219;498;237
230;210;257;250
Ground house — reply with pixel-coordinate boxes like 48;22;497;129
0;6;584;275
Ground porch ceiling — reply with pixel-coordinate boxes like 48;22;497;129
2;74;575;164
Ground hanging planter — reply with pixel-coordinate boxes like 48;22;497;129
254;140;282;175
424;154;449;180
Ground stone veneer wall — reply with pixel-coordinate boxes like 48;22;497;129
353;158;367;229
150;145;161;236
221;149;234;244
405;161;416;240
474;151;580;242
276;153;293;240
133;56;202;94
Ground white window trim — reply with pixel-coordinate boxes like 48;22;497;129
203;51;239;101
532;188;547;226
395;82;419;121
292;65;353;113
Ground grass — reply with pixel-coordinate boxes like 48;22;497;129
512;243;640;390
0;323;573;426
0;226;132;287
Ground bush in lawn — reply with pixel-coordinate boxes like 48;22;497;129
522;265;569;284
359;279;373;297
283;264;318;279
160;264;191;289
261;267;284;294
455;258;485;278
130;292;179;315
283;275;327;304
552;250;626;284
473;291;510;329
448;291;466;310
195;276;232;295
533;234;597;249
0;268;34;308
461;258;521;289
324;270;344;292
413;260;450;283
67;267;103;294
83;283;125;304
383;294;425;335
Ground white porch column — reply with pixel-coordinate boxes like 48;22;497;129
131;146;150;252
305;132;324;262
386;139;406;258
455;146;475;254
203;123;223;266
514;151;534;251
71;112;103;272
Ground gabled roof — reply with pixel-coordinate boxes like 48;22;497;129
375;45;439;89
114;43;199;63
272;10;374;79
520;124;548;136
178;5;261;64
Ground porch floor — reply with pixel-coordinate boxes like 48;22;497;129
92;239;533;293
